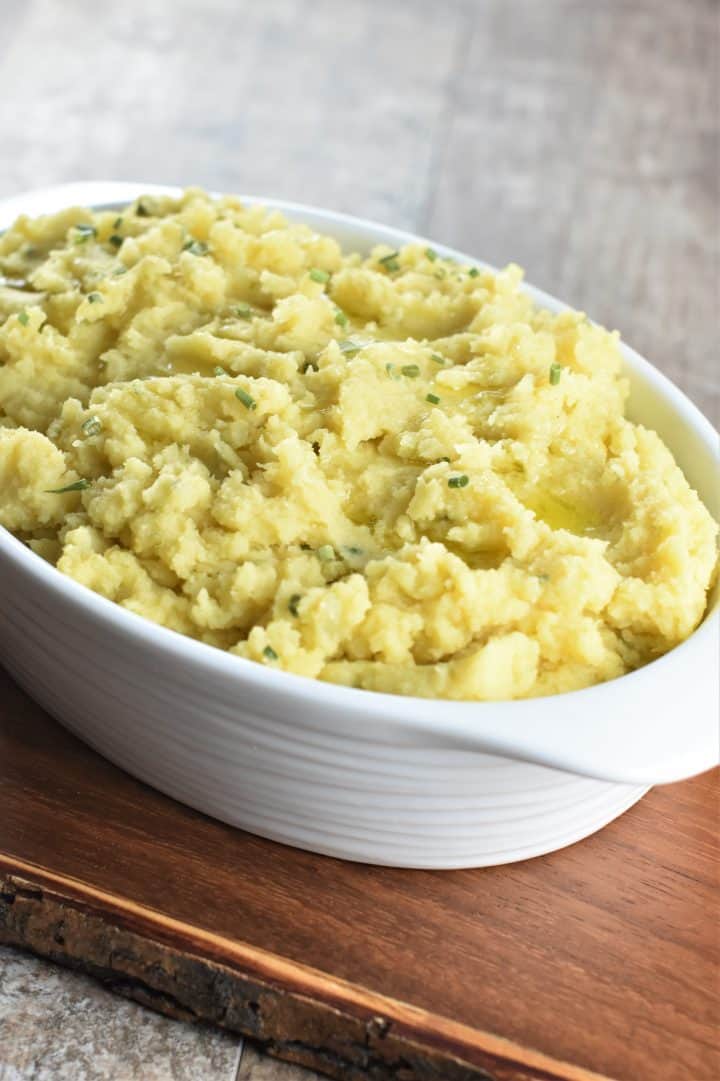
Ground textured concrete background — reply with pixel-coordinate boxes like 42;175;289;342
0;0;717;1078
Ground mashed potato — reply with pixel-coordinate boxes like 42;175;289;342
0;189;717;699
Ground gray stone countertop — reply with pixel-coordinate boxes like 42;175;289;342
0;946;320;1081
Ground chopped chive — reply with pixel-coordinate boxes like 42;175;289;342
309;268;330;283
385;362;400;380
401;364;420;378
430;353;445;364
425;247;438;262
81;416;102;437
317;544;335;562
109;234;123;249
213;366;225;376
135;200;151;217
263;645;278;661
113;216;123;229
334;308;348;327
235;387;257;410
448;474;469;489
235;303;252;318
426;393;441;404
113;266;128;276
87;292;102;303
377;252;400;272
343;545;363;556
17;310;29;326
183;239;208;255
339;339;361;357
468;267;480;278
549;362;563;385
46;478;90;494
288;593;302;617
433;268;446;280
73;223;97;243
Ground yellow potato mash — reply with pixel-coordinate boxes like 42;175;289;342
0;189;717;699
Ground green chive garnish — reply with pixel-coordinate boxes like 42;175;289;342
183;239;208;256
317;544;335;562
109;234;123;249
344;545;363;556
339;339;361;357
433;268;446;280
17;311;29;326
378;251;399;270
113;266;128;276
46;479;90;494
426;393;440;404
235;303;252;319
549;362;563;385
309;268;330;283
73;223;97;243
87;292;102;303
288;594;302;617
430;353;444;364
235;388;257;410
448;474;469;489
425;248;438;262
263;645;278;660
468;267;480;278
401;364;420;378
213;366;225;376
81;416;102;437
135;201;150;217
334;309;348;327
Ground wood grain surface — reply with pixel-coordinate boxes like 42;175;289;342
0;668;718;1081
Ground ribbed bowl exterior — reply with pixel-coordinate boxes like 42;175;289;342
0;553;646;868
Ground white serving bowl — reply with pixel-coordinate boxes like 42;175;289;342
0;182;718;868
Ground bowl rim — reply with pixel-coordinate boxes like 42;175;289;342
0;180;718;786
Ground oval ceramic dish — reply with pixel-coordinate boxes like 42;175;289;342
1;182;718;868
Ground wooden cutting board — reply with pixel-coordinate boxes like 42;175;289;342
0;667;717;1081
